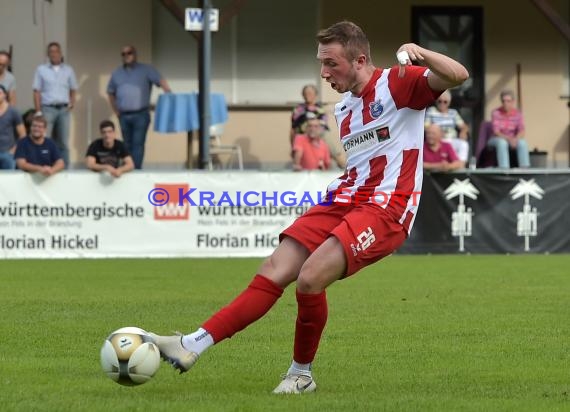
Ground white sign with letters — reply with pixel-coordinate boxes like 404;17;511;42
0;171;337;258
185;8;219;32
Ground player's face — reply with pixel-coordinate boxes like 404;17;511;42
318;42;357;94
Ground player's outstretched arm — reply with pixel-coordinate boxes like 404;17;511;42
396;43;469;91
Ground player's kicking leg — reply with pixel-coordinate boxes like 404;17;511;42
149;237;308;374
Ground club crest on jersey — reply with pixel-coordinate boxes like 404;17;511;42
369;99;384;118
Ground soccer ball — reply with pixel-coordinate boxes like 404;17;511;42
100;326;160;386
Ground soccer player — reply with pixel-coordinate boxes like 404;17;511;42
150;21;469;394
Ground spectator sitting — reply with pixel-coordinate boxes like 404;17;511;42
423;124;463;172
424;89;469;163
487;90;530;168
0;51;17;106
15;115;64;176
290;85;346;169
292;115;331;171
0;85;26;170
290;84;328;147
86;120;134;178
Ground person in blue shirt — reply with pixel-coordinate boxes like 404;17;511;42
33;42;78;168
15;116;64;177
107;45;171;169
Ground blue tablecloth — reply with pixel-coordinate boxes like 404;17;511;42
154;93;228;133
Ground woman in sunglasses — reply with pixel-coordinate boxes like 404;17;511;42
424;89;469;167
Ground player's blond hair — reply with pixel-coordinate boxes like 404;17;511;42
316;21;372;64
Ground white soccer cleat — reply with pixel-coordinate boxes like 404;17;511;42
272;374;317;394
147;332;199;373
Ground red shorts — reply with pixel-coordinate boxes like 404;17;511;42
280;202;407;277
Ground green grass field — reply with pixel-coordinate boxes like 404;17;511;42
1;255;569;412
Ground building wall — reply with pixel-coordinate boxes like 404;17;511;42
66;0;188;168
0;0;67;110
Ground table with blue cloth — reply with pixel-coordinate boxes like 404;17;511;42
154;92;228;168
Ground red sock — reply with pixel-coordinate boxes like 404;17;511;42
202;275;283;343
293;290;328;364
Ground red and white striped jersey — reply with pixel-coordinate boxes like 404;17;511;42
327;66;441;234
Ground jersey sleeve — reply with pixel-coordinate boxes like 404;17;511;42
388;65;442;110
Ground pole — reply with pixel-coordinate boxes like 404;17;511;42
198;0;212;169
515;63;522;111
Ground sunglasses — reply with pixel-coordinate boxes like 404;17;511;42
121;50;134;57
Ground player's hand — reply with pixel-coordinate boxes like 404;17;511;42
396;43;425;78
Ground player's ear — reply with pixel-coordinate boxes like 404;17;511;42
354;54;367;68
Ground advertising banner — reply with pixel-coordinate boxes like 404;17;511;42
1;171;568;258
400;171;570;254
0;171;337;258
